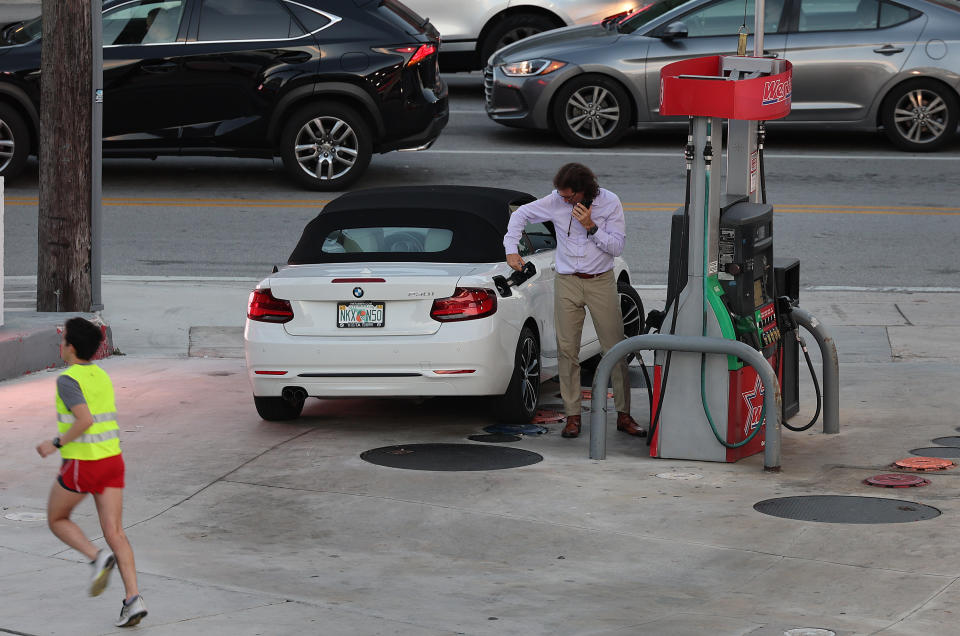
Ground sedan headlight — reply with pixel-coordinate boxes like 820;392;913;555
500;59;566;77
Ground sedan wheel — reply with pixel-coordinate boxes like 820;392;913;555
493;326;541;423
618;282;645;365
553;76;631;148
0;103;30;180
882;80;959;152
480;14;558;67
280;103;372;190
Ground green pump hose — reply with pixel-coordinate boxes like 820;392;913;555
698;120;765;449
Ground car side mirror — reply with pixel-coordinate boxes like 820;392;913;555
658;21;688;40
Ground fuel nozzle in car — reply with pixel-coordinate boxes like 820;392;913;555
493;262;537;297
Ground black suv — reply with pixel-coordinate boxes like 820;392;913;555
0;0;447;190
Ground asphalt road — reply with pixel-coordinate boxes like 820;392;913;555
1;4;958;287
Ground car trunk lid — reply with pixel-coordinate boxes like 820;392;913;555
268;264;482;336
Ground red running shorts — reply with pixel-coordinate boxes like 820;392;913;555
58;454;125;494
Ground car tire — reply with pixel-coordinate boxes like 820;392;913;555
280;102;372;191
254;395;304;421
0;102;31;180
493;326;541;423
480;13;559;68
552;75;632;148
881;80;959;152
618;281;645;365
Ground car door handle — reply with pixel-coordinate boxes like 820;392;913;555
141;61;177;73
873;45;904;55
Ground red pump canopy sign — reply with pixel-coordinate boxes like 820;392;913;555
659;55;793;120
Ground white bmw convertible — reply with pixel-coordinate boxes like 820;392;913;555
244;186;644;422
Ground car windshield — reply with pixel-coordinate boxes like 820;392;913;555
618;0;698;33
2;16;41;45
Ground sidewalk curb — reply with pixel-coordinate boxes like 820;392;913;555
0;312;113;381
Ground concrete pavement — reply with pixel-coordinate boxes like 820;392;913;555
2;277;960;635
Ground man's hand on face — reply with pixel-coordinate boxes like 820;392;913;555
572;201;595;230
506;253;524;272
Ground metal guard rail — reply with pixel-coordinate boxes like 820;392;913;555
588;334;783;471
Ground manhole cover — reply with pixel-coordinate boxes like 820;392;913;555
361;443;543;471
910;447;960;458
864;473;930;488
931;436;960;447
4;512;47;522
893;457;955;471
483;423;548;436
754;495;940;523
468;433;522;443
655;472;703;480
532;409;564;423
784;630;836;636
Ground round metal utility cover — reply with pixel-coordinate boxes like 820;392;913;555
467;433;522;443
783;629;836;636
931;436;960;447
910;447;960;458
864;473;930;488
4;512;47;522
894;457;955;471
655;472;703;481
483;423;548;436
754;495;940;523
361;443;543;471
532;409;564;424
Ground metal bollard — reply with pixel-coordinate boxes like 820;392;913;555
789;307;840;435
589;334;782;471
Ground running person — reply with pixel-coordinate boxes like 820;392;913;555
36;317;148;627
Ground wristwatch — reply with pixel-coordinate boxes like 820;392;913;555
52;436;62;449
586;225;599;236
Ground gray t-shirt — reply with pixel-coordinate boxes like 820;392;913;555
57;365;92;409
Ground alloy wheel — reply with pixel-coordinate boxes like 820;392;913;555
892;88;949;146
494;25;543;52
564;86;621;142
620;290;642;338
0;119;15;173
294;116;359;181
519;336;540;414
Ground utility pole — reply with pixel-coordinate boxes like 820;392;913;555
36;0;99;312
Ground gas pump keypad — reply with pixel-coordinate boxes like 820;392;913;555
758;303;781;351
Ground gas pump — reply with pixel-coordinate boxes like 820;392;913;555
647;53;794;463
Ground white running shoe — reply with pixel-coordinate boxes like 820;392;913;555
116;595;148;628
89;549;116;597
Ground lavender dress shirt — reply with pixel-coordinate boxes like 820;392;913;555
503;187;626;275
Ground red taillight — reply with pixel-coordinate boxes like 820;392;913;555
247;289;293;323
430;288;497;322
390;43;437;66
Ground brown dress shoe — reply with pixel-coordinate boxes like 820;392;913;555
561;414;581;438
616;412;646;437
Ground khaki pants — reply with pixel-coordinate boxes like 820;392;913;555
555;270;630;417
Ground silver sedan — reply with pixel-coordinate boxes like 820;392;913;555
485;0;960;151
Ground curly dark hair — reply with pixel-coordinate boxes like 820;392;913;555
553;163;599;200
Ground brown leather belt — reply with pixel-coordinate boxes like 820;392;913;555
572;271;606;279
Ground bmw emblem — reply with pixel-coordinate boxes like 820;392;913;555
352;287;364;298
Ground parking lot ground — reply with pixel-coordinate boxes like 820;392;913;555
3;279;960;635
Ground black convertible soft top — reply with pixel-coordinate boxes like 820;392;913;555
287;185;536;264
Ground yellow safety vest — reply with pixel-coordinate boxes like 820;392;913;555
55;364;121;460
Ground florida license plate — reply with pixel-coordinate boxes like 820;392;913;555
337;302;384;328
